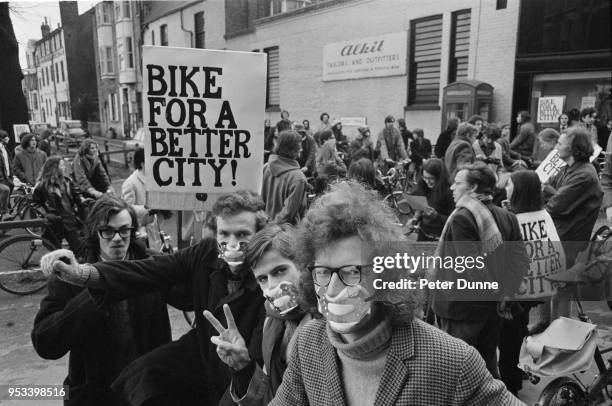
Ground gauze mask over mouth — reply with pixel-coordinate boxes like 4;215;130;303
316;284;371;333
263;281;299;315
218;241;248;267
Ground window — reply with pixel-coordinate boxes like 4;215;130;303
409;15;443;105
109;93;118;121
264;47;280;108
126;37;134;68
160;24;168;46
60;61;65;81
100;47;114;74
194;12;205;48
151;30;155;45
100;3;111;24
51;65;55;83
58;33;62;48
123;2;131;18
115;2;121;19
449;10;471;83
45;67;50;85
55;63;60;82
496;0;507;10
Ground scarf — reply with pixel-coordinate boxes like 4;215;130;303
434;193;503;259
263;301;305;391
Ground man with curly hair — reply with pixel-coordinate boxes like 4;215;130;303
40;191;268;406
269;180;523;405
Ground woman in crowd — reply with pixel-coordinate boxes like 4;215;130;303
500;170;565;396
409;128;432;181
33;156;89;251
331;119;349;159
409;158;454;241
204;224;318;406
13;133;47;186
510;110;536;161
531;128;560;167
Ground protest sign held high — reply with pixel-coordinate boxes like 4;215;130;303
143;46;267;210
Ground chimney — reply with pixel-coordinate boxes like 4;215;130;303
41;17;51;37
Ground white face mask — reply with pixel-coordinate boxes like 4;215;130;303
263;281;299;315
316;284;371;334
218;241;248;267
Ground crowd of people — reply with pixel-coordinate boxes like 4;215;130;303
4;103;610;405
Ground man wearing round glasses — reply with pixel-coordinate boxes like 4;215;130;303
269;180;522;405
40;191;268;406
32;195;180;405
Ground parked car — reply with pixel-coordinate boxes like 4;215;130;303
59;120;87;146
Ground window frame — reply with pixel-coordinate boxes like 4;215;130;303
126;37;134;68
448;9;471;84
408;14;443;107
160;24;168;46
263;46;280;109
194;11;205;49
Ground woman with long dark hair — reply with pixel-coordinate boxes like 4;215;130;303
499;170;565;396
410;158;454;241
33;156;88;251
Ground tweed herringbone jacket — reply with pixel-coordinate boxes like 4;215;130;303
269;318;525;406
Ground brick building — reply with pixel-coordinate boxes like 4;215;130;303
30;2;98;127
223;0;520;140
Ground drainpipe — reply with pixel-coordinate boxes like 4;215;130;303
180;8;194;48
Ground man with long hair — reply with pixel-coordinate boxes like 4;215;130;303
269;180;522;405
261;130;307;225
32;195;180;405
40;191;268;406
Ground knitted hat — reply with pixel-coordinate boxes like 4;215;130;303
384;115;395;124
358;126;370;136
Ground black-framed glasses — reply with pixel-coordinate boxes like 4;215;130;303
308;264;370;287
98;227;133;240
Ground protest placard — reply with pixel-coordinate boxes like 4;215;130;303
536;144;602;183
142;46;267;210
537;96;565;123
515;210;566;299
13;124;31;138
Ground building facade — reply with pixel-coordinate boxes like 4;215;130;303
138;0;519;141
512;0;611;138
29;2;98;128
94;1;144;138
222;0;520;140
33;21;70;126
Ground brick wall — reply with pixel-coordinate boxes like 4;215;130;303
225;0;519;141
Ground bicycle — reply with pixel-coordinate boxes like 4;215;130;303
2;183;46;236
0;219;56;295
149;214;196;329
380;173;414;227
521;256;612;406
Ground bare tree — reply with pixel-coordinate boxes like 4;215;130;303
0;2;29;154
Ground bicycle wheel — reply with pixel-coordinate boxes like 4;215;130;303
0;235;54;295
18;205;45;236
538;377;587;406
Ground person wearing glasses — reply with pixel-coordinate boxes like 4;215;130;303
268;180;522;405
39;191;268;406
72;139;114;199
32;195;183;406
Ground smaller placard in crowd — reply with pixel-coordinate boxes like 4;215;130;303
536;144;602;183
13;124;31;138
536;96;565;123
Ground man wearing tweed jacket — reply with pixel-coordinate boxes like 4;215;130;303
269;181;524;406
